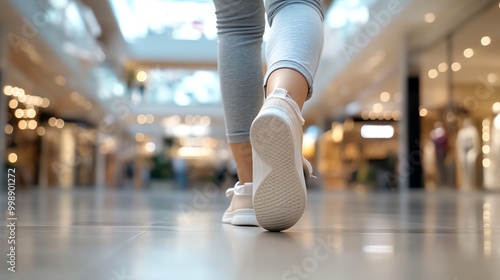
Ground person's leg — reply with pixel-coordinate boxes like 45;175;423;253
214;0;265;185
264;0;324;107
266;69;308;109
251;0;324;231
215;0;264;226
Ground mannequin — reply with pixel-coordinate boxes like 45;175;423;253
455;118;480;190
431;122;448;187
490;106;500;188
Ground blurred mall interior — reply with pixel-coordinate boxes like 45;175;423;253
0;0;499;279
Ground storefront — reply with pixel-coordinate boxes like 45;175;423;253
315;0;499;191
419;2;499;190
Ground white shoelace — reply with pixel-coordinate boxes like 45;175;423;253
226;183;252;197
303;157;317;179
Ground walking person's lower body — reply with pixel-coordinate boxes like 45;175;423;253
215;0;324;231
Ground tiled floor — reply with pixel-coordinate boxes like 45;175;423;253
1;186;499;280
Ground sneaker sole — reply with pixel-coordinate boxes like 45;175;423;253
222;208;258;226
251;111;306;232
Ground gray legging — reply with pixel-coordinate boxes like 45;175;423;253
214;0;324;144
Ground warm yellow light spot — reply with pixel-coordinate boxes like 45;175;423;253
380;92;390;102
8;153;18;163
136;71;148;82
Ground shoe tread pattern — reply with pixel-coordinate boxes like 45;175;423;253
251;113;306;232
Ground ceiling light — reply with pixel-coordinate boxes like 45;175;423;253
11;87;19;97
18;95;27;103
26;108;37;118
54;75;66;86
424;13;435;23
37;127;46;136
483;158;491;168
380;92;390;102
177;147;212;158
361;111;369;120
487;73;497;83
163;115;181;127
193;115;202;125
383;111;392;120
438;62;448;72
463;48;474;58
331;123;344;143
420;108;428;117
136;71;147;82
483;145;490;154
493;102;500;113
28;120;38;129
8;153;18;163
451;62;461;72
135;133;145;142
33;96;43;107
5;124;13;135
145;142;156;153
17;88;25;97
392;111;401;121
18;120;28;130
373;103;383;113
9;99;18;109
3;85;13;95
55;119;65;129
483;132;490;142
368;111;377;120
428;69;438;79
137;114;147;124
41;98;50;108
200;116;211;127
146;114;155;124
361;125;394;139
48;117;57;127
481;36;491;46
14;109;24;118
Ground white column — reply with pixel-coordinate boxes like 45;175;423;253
57;124;76;188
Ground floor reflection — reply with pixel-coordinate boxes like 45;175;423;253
0;188;498;280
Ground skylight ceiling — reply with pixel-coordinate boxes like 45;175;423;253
129;68;221;106
109;0;217;43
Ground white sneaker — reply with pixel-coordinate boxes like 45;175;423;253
222;182;258;226
250;88;314;232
